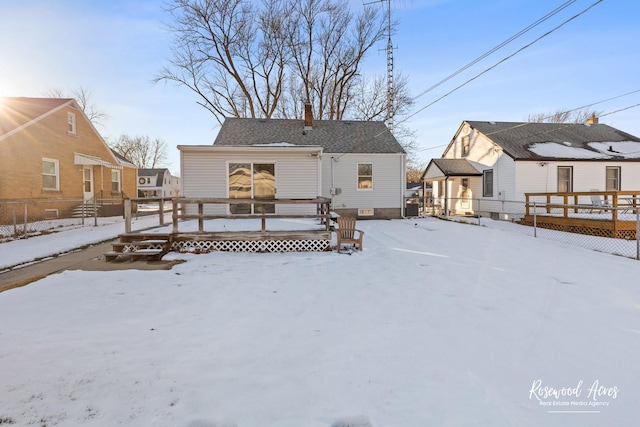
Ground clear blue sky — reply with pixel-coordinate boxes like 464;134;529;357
2;0;639;174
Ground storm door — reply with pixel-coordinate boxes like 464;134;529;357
83;167;94;200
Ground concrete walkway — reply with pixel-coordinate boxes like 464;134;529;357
0;240;181;293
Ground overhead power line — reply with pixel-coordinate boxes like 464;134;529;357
413;88;640;152
413;0;577;101
399;0;605;128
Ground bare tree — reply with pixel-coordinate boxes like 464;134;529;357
156;0;391;123
110;135;168;169
525;108;604;123
406;161;426;183
45;86;109;127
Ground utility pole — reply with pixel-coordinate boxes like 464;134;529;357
365;0;395;128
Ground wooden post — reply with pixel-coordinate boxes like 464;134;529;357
124;199;132;234
159;198;165;226
324;200;331;231
546;194;551;214
198;202;204;232
172;199;179;234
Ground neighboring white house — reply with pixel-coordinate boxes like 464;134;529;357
422;118;640;219
137;168;180;198
179;106;406;219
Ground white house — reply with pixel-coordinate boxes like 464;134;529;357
137;168;180;198
423;118;640;219
179;106;406;219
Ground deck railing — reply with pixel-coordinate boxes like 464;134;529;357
124;197;333;234
525;191;640;220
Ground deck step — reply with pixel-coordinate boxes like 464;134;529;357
106;233;173;262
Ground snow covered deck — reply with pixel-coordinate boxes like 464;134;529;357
124;197;334;253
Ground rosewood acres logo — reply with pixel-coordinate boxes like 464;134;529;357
529;379;619;412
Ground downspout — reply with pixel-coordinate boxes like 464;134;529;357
444;177;449;216
317;150;322;200
401;154;406;218
330;156;335;209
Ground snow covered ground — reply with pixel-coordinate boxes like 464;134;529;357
0;216;638;426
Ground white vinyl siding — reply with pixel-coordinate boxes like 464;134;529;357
322;154;404;210
181;148;320;215
444;124;497;163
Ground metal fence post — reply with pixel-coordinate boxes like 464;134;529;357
93;196;98;227
636;207;639;261
23;202;28;239
533;202;537;238
12;203;17;237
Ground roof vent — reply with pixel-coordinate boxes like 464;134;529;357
489;121;496;125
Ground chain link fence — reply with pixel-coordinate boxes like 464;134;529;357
0;198;128;242
423;197;640;261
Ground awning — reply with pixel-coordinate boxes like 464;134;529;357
422;158;485;181
74;152;122;169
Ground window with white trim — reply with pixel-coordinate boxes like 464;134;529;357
111;170;121;193
42;158;59;191
67;113;76;135
606;166;621;191
483;170;493;197
557;166;573;192
461;135;470;157
357;163;373;190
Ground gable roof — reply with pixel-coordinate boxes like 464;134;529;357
1;97;137;169
0;97;74;139
213;117;405;154
421;158;486;181
467;121;640;160
110;149;136;168
138;168;168;186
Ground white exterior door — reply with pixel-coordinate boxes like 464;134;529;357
83;167;94;200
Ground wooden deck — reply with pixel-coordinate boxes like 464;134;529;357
112;197;334;260
520;214;638;239
522;191;640;239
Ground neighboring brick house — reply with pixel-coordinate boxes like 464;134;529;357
0;97;137;221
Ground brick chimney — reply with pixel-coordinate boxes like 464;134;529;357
304;102;313;130
586;114;599;125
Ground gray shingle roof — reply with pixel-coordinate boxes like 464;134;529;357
138;168;167;185
213;117;405;154
468;121;640;160
431;159;484;176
